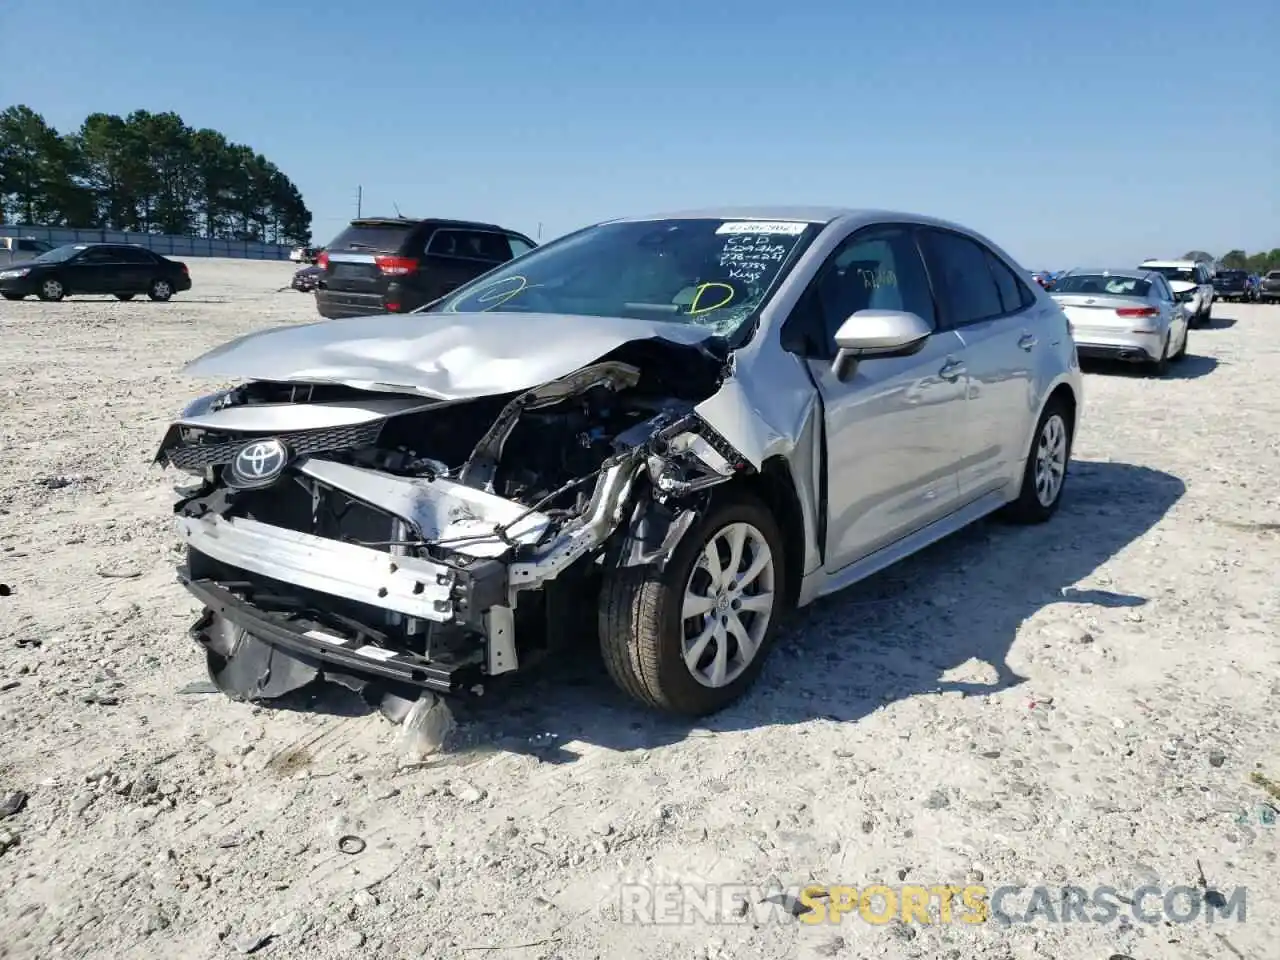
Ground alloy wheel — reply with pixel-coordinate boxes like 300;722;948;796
680;522;776;688
1034;413;1068;507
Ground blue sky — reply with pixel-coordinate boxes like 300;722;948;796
4;0;1276;266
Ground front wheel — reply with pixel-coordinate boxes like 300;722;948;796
36;278;65;302
598;493;787;716
999;397;1074;525
148;279;173;301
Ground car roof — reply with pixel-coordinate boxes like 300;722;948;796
606;205;986;236
349;216;523;234
1063;268;1155;281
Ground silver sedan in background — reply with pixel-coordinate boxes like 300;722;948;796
1050;268;1189;375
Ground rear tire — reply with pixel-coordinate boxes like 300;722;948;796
999;396;1074;525
1169;328;1187;361
1147;337;1170;376
598;493;788;716
148;279;173;302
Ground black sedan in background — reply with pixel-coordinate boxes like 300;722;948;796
0;242;192;302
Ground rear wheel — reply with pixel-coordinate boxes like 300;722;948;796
1000;396;1074;525
599;493;787;716
115;293;135;301
1169;327;1187;361
148;279;173;301
36;278;65;302
1147;336;1170;376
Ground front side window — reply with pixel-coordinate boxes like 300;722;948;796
919;229;1005;325
32;244;84;263
807;226;937;351
421;217;820;338
508;236;534;258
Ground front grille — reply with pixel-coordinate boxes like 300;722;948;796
167;421;384;471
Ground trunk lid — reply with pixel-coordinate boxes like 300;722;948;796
1051;293;1159;331
320;220;419;295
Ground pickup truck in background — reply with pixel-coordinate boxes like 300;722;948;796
0;236;54;267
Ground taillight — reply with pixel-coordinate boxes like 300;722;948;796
1115;306;1158;317
316;251;329;269
375;256;417;276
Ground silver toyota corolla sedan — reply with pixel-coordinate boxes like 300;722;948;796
155;207;1083;718
1050;268;1190;375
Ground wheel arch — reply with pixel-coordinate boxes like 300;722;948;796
724;456;806;610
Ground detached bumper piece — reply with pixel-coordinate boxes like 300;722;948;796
182;574;485;699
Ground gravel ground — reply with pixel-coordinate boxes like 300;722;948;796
1;259;1278;960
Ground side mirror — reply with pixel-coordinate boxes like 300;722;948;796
831;309;932;380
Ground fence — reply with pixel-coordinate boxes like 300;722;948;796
0;224;294;260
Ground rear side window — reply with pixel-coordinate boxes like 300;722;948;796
326;222;415;254
984;250;1036;313
427;229;511;262
118;247;157;263
919;229;1005;325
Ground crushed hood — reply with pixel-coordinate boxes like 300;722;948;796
183;312;721;400
1168;279;1197;294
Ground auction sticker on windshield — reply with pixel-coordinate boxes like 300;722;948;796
715;221;808;236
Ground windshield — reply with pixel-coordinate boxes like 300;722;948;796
31;244;84;263
326;222;414;253
1053;275;1151;297
419;218;818;336
1141;264;1196;282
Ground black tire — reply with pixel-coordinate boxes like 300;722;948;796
1147;336;1170;376
36;277;65;302
2;293;24;301
999;395;1074;525
598;492;788;716
148;278;173;302
115;293;135;301
1169;327;1187;361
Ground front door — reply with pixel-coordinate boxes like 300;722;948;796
787;223;968;573
64;247;117;294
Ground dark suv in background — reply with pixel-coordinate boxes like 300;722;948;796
314;217;536;319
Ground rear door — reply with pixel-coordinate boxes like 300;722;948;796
918;228;1037;502
322;220;420;299
111;246;158;292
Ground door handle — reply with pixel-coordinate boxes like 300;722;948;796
938;358;965;381
1018;333;1037;350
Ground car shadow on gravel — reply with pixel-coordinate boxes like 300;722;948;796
444;460;1186;760
1200;315;1237;330
1082;355;1219;380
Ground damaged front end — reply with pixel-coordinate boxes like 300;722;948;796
157;342;751;707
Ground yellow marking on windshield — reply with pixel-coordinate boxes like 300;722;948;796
688;282;735;315
449;275;532;312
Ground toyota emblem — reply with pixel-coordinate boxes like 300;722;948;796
227;438;289;489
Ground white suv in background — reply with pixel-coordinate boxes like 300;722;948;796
1139;259;1215;326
